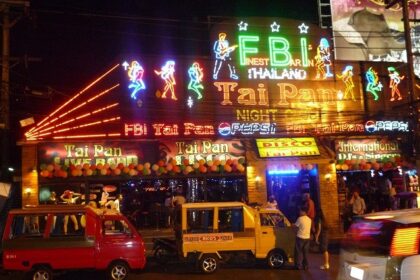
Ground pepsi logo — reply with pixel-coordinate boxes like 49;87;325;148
218;122;231;136
365;120;376;133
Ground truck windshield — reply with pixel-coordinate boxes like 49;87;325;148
341;218;395;256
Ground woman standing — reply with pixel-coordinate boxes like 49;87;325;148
315;209;329;270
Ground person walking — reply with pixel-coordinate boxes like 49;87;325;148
315;210;330;270
294;207;312;270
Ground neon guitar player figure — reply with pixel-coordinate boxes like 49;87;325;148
213;32;238;80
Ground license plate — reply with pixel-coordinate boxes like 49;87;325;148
350;266;364;280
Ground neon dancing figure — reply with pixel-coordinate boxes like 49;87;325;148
314;47;326;79
127;61;146;99
213;33;238;80
187;62;204;99
365;67;383;101
388;66;404;101
154;60;177;100
337;65;355;101
318;38;333;78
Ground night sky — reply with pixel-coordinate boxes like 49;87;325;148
9;0;319;119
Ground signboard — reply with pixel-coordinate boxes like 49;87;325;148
183;233;233;243
161;140;245;164
335;139;401;161
330;0;420;79
25;18;408;142
365;120;409;133
256;137;320;158
38;141;158;166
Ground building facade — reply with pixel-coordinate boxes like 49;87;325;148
19;18;413;234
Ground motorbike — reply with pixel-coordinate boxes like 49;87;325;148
152;237;178;264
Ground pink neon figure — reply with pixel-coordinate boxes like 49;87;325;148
154;60;177;100
388;66;404;101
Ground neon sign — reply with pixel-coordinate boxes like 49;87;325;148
238;35;303;68
365;67;383;101
336;139;400;161
314;38;333;79
297;23;309;34
270;22;280;32
336;65;355;101
365;120;409;133
388;66;404;101
256;137;320;158
41;142;140;166
154;60;177;100
164;140;245;165
317;38;333;78
152;123;179;136
213;33;239;80
286;122;365;135
183;123;215;136
213;81;337;107
187;62;204;99
125;60;146;100
238;21;248;31
218;122;276;136
235;21;324;81
124;123;147;137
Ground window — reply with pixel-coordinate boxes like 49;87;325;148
260;213;273;226
218;207;243;233
103;219;132;236
50;213;85;237
260;213;287;227
187;209;214;233
10;214;48;239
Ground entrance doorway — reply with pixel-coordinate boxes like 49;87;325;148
266;167;320;222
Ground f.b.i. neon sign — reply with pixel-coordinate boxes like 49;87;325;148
212;20;334;81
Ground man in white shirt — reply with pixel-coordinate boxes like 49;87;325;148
294;207;312;270
350;191;366;216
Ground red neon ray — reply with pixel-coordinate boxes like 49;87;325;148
28;103;120;138
30;64;119;130
25;85;120;139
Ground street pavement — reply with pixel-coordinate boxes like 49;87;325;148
0;228;342;279
0;252;339;280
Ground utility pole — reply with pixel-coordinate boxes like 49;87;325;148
0;0;29;180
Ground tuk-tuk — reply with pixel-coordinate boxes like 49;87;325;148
153;202;295;273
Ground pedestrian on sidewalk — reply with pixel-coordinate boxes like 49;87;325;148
294;207;312;270
315;209;329;270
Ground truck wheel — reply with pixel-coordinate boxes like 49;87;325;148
154;245;171;264
107;261;129;280
32;266;53;280
198;254;219;274
267;250;286;269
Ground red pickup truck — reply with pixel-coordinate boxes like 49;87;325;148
2;205;146;280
